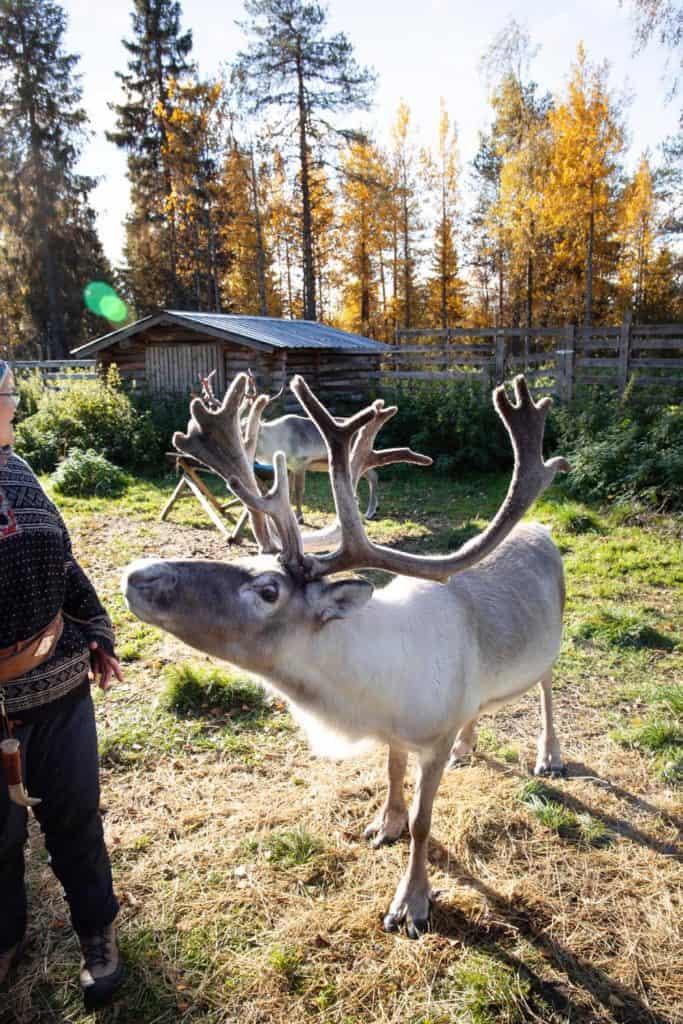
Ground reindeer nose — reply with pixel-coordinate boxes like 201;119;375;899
122;559;178;599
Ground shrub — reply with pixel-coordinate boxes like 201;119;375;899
51;449;128;497
375;378;510;473
14;367;142;472
552;387;683;511
12;367;190;473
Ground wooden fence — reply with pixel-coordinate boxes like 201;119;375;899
8;359;97;385
387;321;683;399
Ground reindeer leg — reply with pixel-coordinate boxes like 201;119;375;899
293;469;305;524
384;740;450;938
364;747;408;847
534;670;565;777
448;718;478;769
364;468;379;520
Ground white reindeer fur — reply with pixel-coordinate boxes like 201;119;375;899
253;521;563;755
123;518;564;937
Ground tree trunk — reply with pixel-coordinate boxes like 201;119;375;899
584;207;594;328
296;50;316;320
153;26;179;306
249;149;268;316
497;249;504;328
402;185;411;329
19;11;65;358
360;235;370;331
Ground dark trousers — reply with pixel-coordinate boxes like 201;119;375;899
0;690;118;952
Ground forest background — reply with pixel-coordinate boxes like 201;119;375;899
0;0;681;360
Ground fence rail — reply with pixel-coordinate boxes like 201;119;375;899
8;359;97;384
389;321;683;399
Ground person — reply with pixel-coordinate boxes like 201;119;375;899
0;360;124;1010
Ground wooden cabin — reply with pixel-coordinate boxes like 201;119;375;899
72;311;388;405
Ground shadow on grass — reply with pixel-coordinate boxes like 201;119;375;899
428;865;676;1024
478;756;681;859
4;956;192;1024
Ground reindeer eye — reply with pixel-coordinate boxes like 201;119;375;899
259;584;279;604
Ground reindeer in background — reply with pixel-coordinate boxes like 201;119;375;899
125;373;568;937
201;369;381;523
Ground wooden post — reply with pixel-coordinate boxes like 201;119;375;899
557;324;575;402
494;333;506;384
618;312;632;393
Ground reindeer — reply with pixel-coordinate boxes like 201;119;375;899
123;373;568;938
203;369;381;523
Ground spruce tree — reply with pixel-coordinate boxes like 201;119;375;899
233;0;375;321
108;0;194;312
0;0;107;357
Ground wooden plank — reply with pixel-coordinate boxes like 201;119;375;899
574;340;619;352
631;324;683;336
160;475;190;521
630;339;683;351
507;353;558;366
629;358;683;369
629;374;683;385
379;370;487;381
575;357;620;368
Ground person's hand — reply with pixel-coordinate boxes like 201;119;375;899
89;641;124;691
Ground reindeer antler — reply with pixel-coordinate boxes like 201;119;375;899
292;374;569;583
173;373;276;553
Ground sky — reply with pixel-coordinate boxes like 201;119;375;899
61;0;680;267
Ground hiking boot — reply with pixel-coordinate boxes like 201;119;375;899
78;921;124;1010
0;942;21;987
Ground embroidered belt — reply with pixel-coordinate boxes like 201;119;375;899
0;612;64;684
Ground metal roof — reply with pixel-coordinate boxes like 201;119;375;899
72;310;389;356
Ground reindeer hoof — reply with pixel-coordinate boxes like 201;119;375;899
406;917;430;939
534;761;567;778
383;913;400;932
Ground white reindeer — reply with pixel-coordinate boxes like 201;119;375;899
240;370;381;523
123;373;568;937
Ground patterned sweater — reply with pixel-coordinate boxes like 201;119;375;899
0;451;115;718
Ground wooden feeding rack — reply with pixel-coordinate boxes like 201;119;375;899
161;453;274;542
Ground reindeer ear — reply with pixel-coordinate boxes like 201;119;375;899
315;579;374;624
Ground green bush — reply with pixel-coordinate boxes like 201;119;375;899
12;367;190;473
552;387;683;511
15;367;141;472
14;370;47;421
51;449;128;497
375;378;511;473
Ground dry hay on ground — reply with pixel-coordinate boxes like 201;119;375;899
2;500;682;1024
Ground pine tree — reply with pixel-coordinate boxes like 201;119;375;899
471;22;551;328
617;156;656;317
337;136;391;337
154;77;230;310
233;0;375;321
543;45;624;325
0;0;108;357
423;101;465;328
108;0;194;312
221;143;279;315
391;102;422;331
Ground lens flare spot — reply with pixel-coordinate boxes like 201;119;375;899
83;281;128;323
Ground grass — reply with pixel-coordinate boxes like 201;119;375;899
256;825;324;867
517;780;613;846
161;662;269;718
5;467;682;1024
